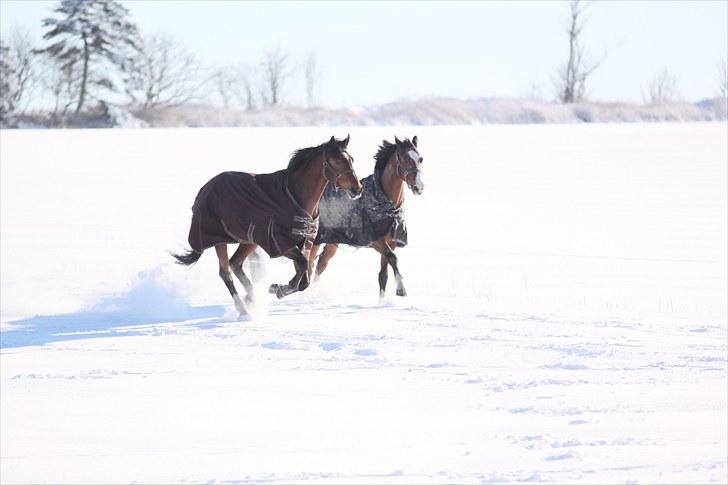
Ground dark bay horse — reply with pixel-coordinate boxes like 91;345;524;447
309;136;424;296
173;135;363;314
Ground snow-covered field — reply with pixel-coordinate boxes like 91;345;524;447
1;123;726;484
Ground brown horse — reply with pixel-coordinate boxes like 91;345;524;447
173;135;362;314
309;136;424;296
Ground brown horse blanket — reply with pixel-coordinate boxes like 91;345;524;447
187;170;318;258
314;171;407;247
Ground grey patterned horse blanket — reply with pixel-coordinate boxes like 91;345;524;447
187;170;319;258
314;171;407;247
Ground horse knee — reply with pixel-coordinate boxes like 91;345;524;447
219;267;232;282
230;265;241;278
386;252;398;267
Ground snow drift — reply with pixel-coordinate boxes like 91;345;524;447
4;96;727;129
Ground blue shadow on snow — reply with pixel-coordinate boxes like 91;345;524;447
1;305;226;349
1;274;226;349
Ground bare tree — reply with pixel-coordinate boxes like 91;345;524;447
129;33;206;109
521;71;544;101
719;56;727;98
214;67;234;109
40;51;82;120
215;63;256;110
642;67;681;104
303;50;322;108
554;0;608;103
238;65;256;111
260;47;291;106
4;28;40;114
0;39;14;119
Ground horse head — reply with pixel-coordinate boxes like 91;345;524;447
323;134;363;199
393;135;424;195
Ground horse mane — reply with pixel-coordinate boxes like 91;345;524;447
374;140;397;173
288;142;326;172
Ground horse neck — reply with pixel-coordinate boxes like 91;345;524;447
381;154;405;207
288;153;327;217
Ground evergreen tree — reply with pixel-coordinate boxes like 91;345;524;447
39;0;141;114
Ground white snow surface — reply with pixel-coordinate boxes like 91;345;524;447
1;123;727;483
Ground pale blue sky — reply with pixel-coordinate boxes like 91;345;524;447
1;0;726;107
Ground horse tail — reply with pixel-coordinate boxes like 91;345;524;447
171;248;202;266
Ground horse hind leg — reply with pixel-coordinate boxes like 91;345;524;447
315;244;338;281
215;244;246;315
229;243;257;305
247;247;265;284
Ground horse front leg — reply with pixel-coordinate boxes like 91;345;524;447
268;248;308;299
373;239;406;297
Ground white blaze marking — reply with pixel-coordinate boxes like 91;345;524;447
407;150;420;163
415;171;424;191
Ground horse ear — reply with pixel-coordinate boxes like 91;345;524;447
394;136;401;145
412;135;418;147
343;134;350;147
329;135;336;144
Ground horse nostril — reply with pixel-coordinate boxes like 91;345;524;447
348;185;363;200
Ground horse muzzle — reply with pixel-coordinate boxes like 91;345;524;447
410;177;425;195
347;186;363;200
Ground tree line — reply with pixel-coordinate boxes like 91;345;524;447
1;0;726;126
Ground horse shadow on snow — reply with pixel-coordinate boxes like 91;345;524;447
1;271;226;349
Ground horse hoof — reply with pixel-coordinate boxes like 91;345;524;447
268;284;287;299
396;288;407;297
